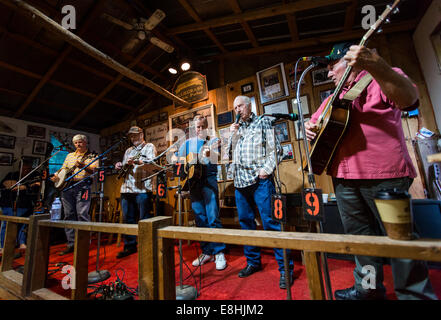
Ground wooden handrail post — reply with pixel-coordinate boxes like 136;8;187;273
71;229;90;300
29;222;51;294
22;214;50;297
0;221;18;272
304;251;326;300
138;216;173;300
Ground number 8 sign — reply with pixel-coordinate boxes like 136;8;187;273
271;194;286;223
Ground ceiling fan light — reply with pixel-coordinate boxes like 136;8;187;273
168;67;178;74
181;62;191;71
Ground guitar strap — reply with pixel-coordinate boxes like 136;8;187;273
342;73;373;101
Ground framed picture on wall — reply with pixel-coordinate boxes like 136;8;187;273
263;99;289;116
27;125;46;139
274;121;290;143
291;95;310;116
159;112;168;122
319;89;334;103
22;156;40;169
312;68;333;86
217;164;224;182
250;96;258;115
281;143;294;161
0;152;14;166
169;104;215;143
0;134;16;149
217;110;234;127
430;22;441;73
241;83;254;94
32;140;48;155
256;63;289;104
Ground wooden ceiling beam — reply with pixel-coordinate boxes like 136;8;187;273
169;0;351;35
344;0;358;32
0;87;81;112
177;0;228;53
14;0;104;118
286;13;299;42
0;25;150;97
1;0;190;113
211;19;418;59
0;59;135;111
227;0;258;48
68;44;155;128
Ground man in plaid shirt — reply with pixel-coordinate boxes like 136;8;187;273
115;126;156;258
228;95;294;289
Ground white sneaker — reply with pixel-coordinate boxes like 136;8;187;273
192;254;214;267
215;252;227;270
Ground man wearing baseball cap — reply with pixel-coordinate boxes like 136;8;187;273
304;42;437;300
114;126;156;258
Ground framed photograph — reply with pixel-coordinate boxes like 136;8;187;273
226;163;234;181
0;152;14;166
281;143;294;161
263;100;289;115
144;118;151;127
32;140;48;155
159;111;168;122
291;95;310;116
241;82;254;94
274;121;290;143
295;118;310;140
431;22;441;73
169;104;215;144
320;89;334;103
27;125;46;139
312;67;333;86
0;134;16;149
250;96;258;115
256;63;289;104
288;65;306;92
217;110;234;127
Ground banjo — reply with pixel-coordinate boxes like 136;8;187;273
55;151;96;190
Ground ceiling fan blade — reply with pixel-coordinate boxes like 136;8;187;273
122;37;142;53
143;9;166;31
150;36;174;53
101;13;134;31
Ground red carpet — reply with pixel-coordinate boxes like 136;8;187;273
10;237;441;300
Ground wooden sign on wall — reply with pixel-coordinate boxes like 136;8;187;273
172;71;208;106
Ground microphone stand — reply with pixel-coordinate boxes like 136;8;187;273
295;61;333;300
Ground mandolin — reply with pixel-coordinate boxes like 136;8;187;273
305;0;401;175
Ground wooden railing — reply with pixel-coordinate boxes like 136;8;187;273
1;214;441;300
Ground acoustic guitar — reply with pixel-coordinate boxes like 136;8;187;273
175;152;203;191
306;0;401;175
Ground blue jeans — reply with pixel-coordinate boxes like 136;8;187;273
121;193;152;249
61;184;91;247
1;207;32;248
235;178;294;275
190;175;226;255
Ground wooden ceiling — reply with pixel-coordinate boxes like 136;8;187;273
0;0;426;133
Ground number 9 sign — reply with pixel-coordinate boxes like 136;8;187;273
302;188;325;222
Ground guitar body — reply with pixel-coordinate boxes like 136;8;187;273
306;101;350;175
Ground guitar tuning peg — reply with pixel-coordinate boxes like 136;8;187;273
393;7;400;14
377;28;383;34
385;18;390;24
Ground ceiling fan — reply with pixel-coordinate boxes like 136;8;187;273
101;9;174;54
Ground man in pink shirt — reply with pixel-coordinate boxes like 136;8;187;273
305;42;437;300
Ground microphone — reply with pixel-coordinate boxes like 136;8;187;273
234;113;241;124
302;56;329;66
265;113;299;121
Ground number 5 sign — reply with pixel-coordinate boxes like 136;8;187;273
302;188;325;222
